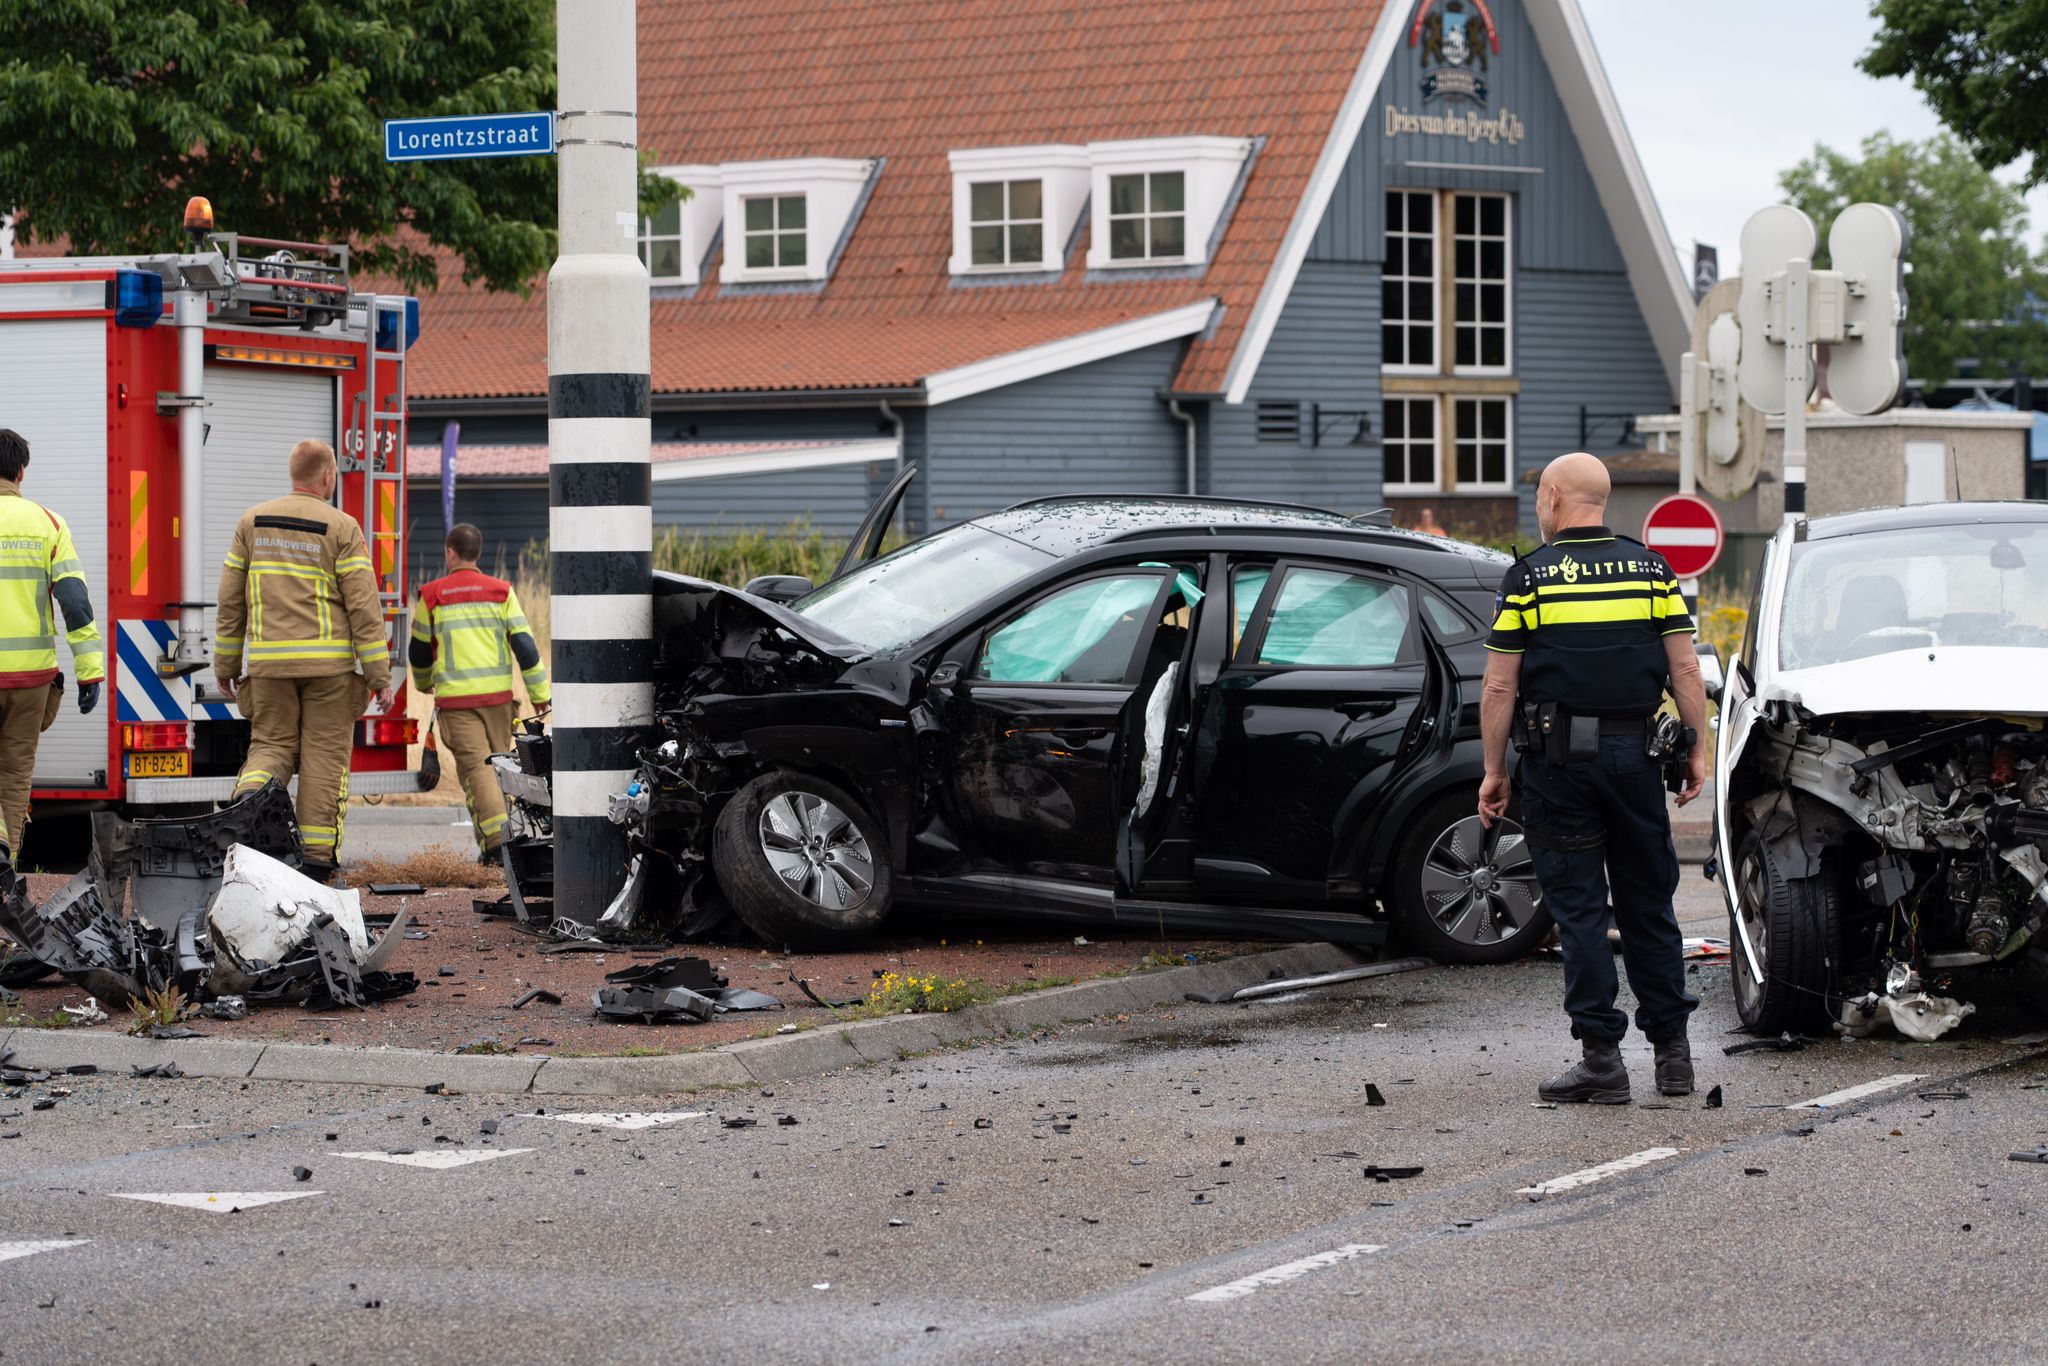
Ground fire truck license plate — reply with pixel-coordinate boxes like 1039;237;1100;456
125;752;191;779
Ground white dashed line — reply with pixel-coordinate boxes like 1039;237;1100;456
546;1111;708;1130
335;1148;532;1169
0;1240;90;1263
1517;1146;1683;1200
1788;1074;1927;1110
1186;1244;1384;1303
111;1192;324;1213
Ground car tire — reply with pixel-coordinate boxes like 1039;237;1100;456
1730;830;1840;1034
1390;790;1552;965
712;770;893;951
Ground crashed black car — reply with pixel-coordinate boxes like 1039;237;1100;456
500;475;1546;962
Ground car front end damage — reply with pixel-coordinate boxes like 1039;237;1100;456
1719;661;2048;1036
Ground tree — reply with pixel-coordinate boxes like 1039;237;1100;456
0;3;666;294
1865;1;2048;188
1779;132;2048;386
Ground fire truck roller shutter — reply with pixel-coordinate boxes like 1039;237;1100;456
0;319;111;791
195;362;338;716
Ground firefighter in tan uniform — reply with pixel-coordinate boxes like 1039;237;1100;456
214;439;393;878
0;429;104;870
409;523;549;862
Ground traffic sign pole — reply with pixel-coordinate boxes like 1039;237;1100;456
1676;349;1700;605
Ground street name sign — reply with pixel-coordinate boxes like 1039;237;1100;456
1643;494;1724;580
385;112;555;163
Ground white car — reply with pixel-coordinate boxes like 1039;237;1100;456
1713;501;2048;1033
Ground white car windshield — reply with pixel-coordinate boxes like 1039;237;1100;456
793;525;1056;653
1778;521;2048;670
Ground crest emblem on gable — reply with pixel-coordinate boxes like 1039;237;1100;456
1412;0;1499;107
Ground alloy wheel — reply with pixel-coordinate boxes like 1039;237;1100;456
1732;848;1770;1017
758;790;875;911
1417;815;1543;946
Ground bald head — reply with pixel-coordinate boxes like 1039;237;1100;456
1536;452;1610;541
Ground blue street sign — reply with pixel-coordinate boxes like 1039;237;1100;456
385;112;555;163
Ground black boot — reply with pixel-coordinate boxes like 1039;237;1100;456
1539;1038;1631;1105
299;859;341;888
1650;1033;1694;1096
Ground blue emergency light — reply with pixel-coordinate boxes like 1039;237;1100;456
374;297;422;353
112;269;163;328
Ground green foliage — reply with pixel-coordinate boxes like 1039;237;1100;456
1864;1;2048;188
850;971;985;1017
1779;132;2048;385
0;2;670;294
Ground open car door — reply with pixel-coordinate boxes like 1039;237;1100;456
1114;557;1220;894
827;463;919;583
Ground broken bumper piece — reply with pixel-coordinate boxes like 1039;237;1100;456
592;955;781;1024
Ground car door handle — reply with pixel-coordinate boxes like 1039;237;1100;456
1336;700;1397;718
1052;726;1112;743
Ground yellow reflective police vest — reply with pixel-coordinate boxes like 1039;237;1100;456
0;479;104;689
408;568;549;710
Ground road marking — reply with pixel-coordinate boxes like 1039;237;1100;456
1788;1074;1926;1109
1517;1146;1682;1200
111;1192;323;1213
0;1240;90;1263
335;1148;532;1169
1186;1243;1383;1303
547;1111;708;1130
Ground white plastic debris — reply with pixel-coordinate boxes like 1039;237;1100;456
1836;989;1977;1043
60;997;108;1025
206;845;368;971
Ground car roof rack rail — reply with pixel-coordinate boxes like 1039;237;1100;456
1000;491;1353;521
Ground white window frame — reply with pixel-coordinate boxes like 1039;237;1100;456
948;145;1088;275
740;193;808;274
1381;189;1439;376
1104;169;1188;264
1382;396;1441;495
718;157;874;285
639;165;722;287
966;179;1046;268
1452;395;1515;493
1084;136;1252;271
1452;191;1513;375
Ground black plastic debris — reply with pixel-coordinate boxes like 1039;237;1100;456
973;1118;993;1130
144;1024;205;1040
721;1116;758;1129
368;883;425;897
792;976;861;1010
64;1064;97;1076
1363;1164;1423;1183
292;1166;313;1182
594;957;782;1023
510;987;562;1010
1918;1087;1970;1101
1365;1083;1386;1107
481;1120;500;1135
1723;1035;1813;1056
424;1082;447;1095
776;1115;798;1127
1704;1085;1723;1109
2010;1148;2048;1164
202;996;248;1021
1744;1167;1768;1177
130;1061;184;1079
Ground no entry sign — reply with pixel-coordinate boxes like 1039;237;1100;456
1642;494;1724;579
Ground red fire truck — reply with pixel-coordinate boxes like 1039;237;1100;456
0;205;424;813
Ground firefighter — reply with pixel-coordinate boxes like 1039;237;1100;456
408;523;550;863
0;429;104;870
214;439;393;880
1477;452;1708;1105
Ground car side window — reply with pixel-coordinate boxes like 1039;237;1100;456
974;573;1163;684
1421;588;1478;641
1253;567;1413;668
1739;544;1769;668
1230;565;1272;657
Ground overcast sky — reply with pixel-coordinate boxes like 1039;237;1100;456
1579;0;2048;277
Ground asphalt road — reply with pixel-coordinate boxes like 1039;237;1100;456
4;863;2045;1363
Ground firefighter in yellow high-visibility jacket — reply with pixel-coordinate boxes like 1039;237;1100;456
408;522;549;862
214;439;393;881
0;429;104;871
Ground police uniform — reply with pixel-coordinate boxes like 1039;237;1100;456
0;478;104;854
1486;524;1699;1050
215;492;391;868
408;567;549;857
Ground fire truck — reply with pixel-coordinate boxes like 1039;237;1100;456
0;202;425;814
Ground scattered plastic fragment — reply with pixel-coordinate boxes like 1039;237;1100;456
1365;1083;1386;1107
1363;1164;1423;1183
509;988;561;1010
62;1000;109;1025
1723;1035;1812;1056
1704;1085;1723;1109
368;883;425;897
1744;1167;1767;1177
2010;1148;2048;1164
130;1062;183;1079
292;1166;312;1183
202;996;248;1021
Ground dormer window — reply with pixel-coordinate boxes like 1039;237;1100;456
1086;137;1252;271
718;157;876;284
948;146;1088;275
639;165;722;287
1107;171;1185;261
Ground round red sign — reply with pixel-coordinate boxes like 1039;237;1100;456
1642;494;1725;579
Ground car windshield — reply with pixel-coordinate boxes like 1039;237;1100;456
1778;521;2048;669
792;524;1056;653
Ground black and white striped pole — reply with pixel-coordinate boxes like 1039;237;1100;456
547;0;651;926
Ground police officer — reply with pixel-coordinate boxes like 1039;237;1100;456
408;522;550;862
215;439;394;881
0;429;103;871
1477;452;1708;1104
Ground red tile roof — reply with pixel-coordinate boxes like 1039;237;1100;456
402;0;1390;401
404;440;857;480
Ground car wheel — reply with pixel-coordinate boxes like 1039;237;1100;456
1730;830;1840;1034
712;771;893;951
1391;790;1551;965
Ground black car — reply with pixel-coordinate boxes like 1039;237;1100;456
500;473;1546;963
